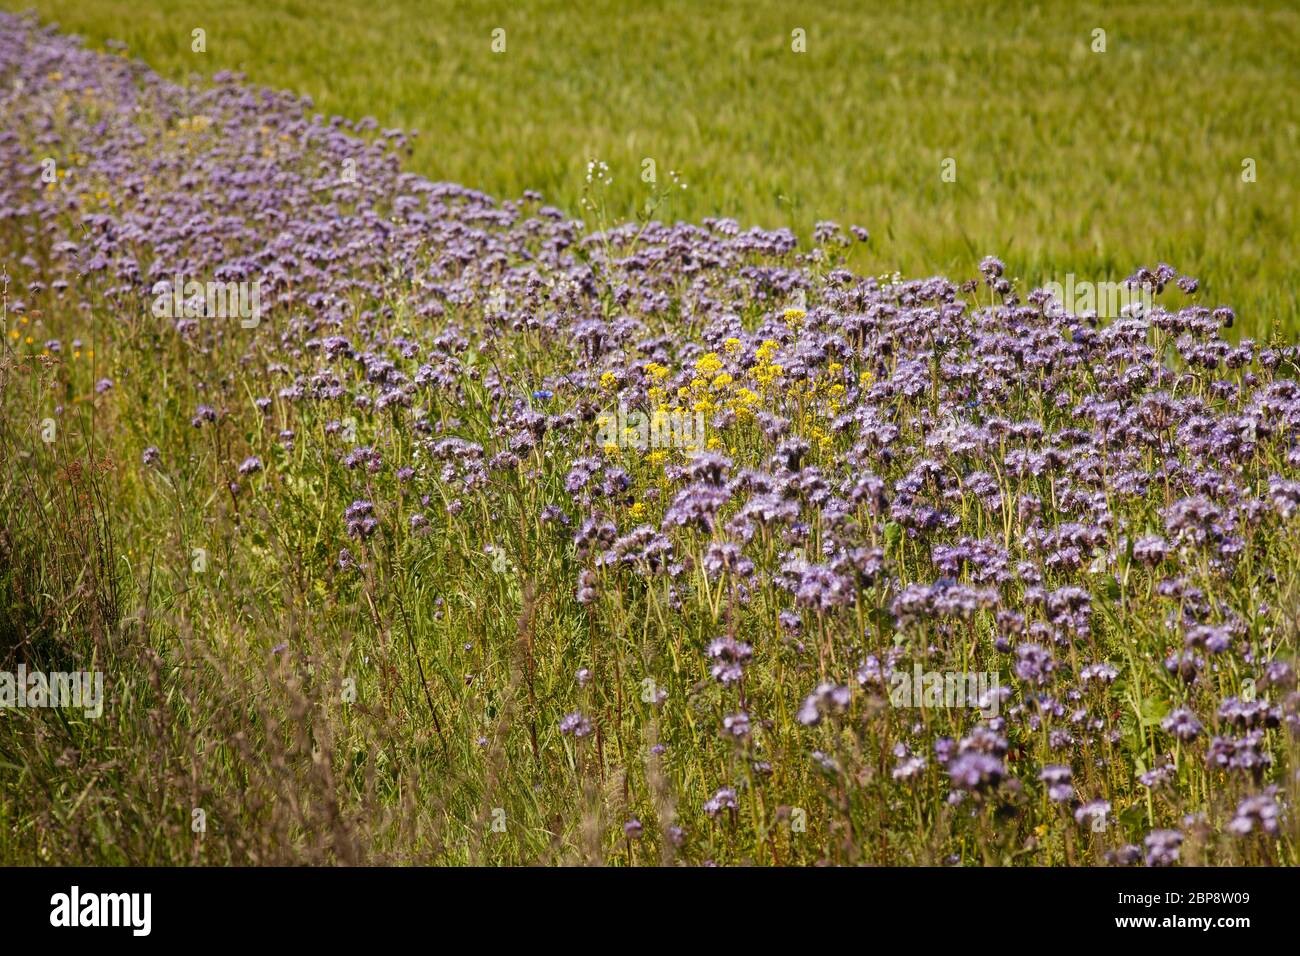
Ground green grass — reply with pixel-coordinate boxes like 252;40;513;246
7;0;1300;335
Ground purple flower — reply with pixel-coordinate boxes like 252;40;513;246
1074;799;1110;829
947;752;1005;792
703;787;738;818
661;482;731;533
721;711;751;738
191;404;218;427
1015;643;1056;685
706;636;753;685
344;499;378;539
892;754;927;781
1143;829;1183;866
559;711;593;738
1161;707;1203;741
1206;732;1272;778
1227;790;1280;836
796;683;852;726
1039;764;1074;803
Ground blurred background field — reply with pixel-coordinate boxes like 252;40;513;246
5;0;1298;334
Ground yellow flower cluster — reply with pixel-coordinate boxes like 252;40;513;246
730;387;760;418
594;411;620;456
823;362;847;411
679;351;726;414
694;352;723;376
752;339;783;390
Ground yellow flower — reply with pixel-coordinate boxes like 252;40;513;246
859;370;874;388
694;352;723;376
711;372;733;389
730;388;760;418
646;450;668;466
645;362;670;382
600;371;618;390
629;501;646;519
722;337;741;354
756;339;779;362
602;442;620;456
783;307;806;320
706;436;723;450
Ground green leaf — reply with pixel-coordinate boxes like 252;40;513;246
884;522;903;550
